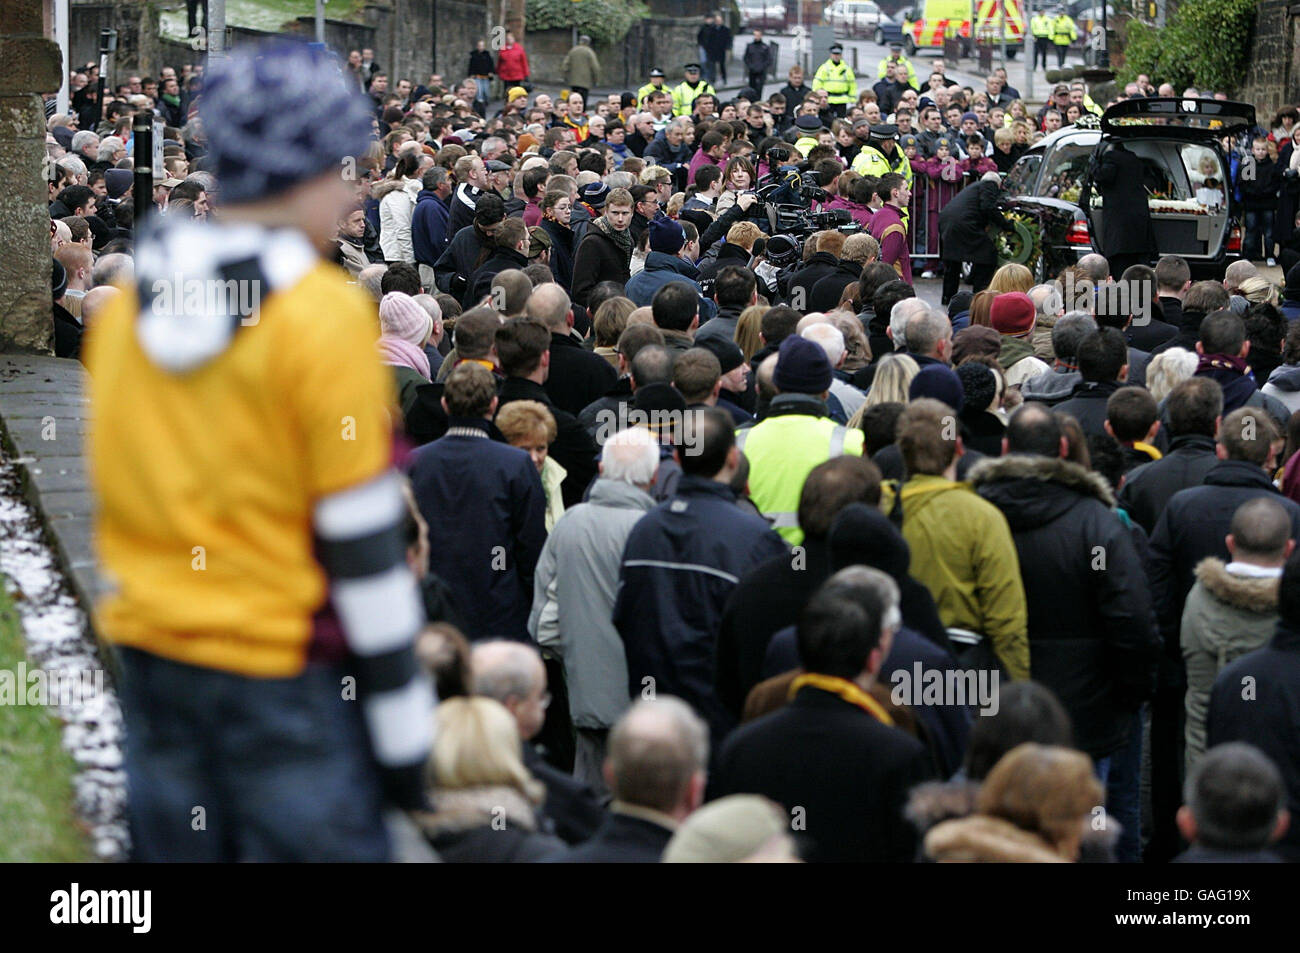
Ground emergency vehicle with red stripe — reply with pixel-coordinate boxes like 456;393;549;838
901;0;1025;56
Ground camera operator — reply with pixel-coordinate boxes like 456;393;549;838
787;230;847;310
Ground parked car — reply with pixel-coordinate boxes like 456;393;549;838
998;98;1254;279
874;18;906;45
740;0;789;31
826;0;889;37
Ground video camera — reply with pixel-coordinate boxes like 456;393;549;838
746;149;856;240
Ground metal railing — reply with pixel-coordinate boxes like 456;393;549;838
904;168;988;262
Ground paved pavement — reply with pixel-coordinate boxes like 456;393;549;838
0;355;100;617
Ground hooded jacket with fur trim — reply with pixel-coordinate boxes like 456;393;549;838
1180;557;1281;771
924;814;1069;863
972;454;1161;758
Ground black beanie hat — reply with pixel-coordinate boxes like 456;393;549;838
51;258;68;300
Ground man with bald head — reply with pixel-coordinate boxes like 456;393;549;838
91;250;133;288
1223;259;1259;296
528;282;618;414
1076;253;1111;284
543;697;708;862
80;286;120;327
472;640;606;843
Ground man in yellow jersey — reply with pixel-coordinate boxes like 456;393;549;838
813;43;857;120
87;41;433;861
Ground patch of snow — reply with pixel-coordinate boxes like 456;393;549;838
0;462;127;861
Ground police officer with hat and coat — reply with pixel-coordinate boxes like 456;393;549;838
673;63;716;118
637;68;669;109
851;123;912;188
813;43;857;120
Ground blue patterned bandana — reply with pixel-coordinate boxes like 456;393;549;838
200;41;376;204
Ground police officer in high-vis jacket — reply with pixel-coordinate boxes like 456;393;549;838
672;63;716;118
812;43;857;120
851;122;912;189
1030;11;1053;71
1051;10;1078;69
637;67;669;109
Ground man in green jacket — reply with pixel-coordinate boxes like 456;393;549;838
562;35;602;103
878;398;1030;679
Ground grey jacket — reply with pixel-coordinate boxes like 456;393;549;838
1020;367;1081;406
529;478;656;728
1180;557;1280;772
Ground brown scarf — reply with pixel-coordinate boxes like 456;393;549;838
593;215;633;262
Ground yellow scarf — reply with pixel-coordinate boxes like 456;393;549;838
1131;441;1163;462
789;673;894;726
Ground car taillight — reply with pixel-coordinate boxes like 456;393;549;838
1227;225;1241;252
1066;220;1091;245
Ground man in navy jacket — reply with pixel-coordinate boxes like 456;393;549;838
614;407;788;744
407;362;546;641
411;167;453;284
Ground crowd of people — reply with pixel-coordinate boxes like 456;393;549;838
45;26;1300;864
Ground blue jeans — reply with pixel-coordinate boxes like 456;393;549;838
1244;209;1275;261
119;647;389;862
1097;709;1144;863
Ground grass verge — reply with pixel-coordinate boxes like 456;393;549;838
0;582;91;862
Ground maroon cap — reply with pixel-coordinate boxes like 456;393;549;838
990;291;1036;337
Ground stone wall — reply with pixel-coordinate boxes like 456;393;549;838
1239;0;1300;115
1;0;63;353
69;1;170;77
432;0;491;81
525;18;705;91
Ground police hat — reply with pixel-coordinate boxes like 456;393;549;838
870;123;900;140
649;68;665;78
829;42;844;54
889;42;903;51
685;63;702;72
794;114;825;133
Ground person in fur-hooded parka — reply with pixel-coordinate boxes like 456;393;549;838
971;442;1161;762
1181;551;1284;772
